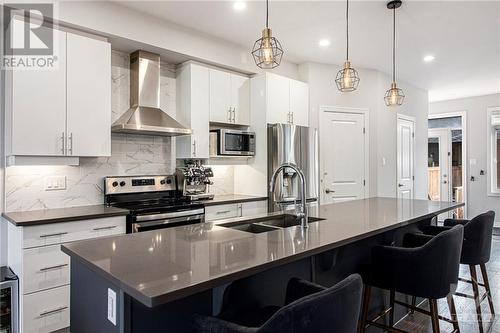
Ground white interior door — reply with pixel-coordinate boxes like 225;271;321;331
397;116;415;199
428;128;452;218
321;111;367;204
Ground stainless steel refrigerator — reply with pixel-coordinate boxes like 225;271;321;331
268;124;319;212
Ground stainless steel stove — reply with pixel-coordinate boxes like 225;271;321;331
104;175;205;233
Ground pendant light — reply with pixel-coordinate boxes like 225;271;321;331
335;0;360;92
384;0;405;107
251;0;284;69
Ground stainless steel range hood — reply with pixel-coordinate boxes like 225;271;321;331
111;50;192;136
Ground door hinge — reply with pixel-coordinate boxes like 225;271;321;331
412;132;415;138
412;176;415;181
363;127;366;134
363;179;366;186
448;152;451;156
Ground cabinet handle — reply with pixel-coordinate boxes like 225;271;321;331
61;132;65;155
39;263;68;272
232;107;236;123
238;204;243;217
92;225;117;231
39;306;68;317
216;210;231;215
228;109;232;122
291;112;294;124
193;140;197;157
40;232;68;238
68;132;73;155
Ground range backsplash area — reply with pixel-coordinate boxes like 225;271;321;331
4;51;234;212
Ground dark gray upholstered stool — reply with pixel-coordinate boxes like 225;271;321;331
360;225;464;333
191;274;363;333
415;211;496;333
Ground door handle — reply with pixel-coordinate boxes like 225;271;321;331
443;180;448;184
325;188;335;194
398;183;404;187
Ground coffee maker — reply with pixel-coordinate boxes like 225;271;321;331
176;161;215;201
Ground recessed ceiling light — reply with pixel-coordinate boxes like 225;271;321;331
233;1;247;11
423;55;435;63
318;39;331;47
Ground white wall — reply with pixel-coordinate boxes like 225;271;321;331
299;62;429;199
56;0;299;80
430;93;500;224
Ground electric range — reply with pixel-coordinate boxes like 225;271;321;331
104;175;205;233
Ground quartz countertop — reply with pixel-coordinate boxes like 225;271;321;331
202;194;268;206
61;197;463;307
2;205;129;226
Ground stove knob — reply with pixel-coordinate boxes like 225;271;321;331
160;179;166;185
112;181;118;187
166;178;172;184
120;181;126;187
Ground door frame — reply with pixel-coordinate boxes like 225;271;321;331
319;106;370;201
396;114;416;199
428;111;468;217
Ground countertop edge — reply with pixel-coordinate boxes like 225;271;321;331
203;196;268;207
62;201;464;308
2;209;130;227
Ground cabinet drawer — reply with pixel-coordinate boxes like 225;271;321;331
22;216;126;248
205;203;240;221
23;285;70;333
23;245;70;294
242;200;268;216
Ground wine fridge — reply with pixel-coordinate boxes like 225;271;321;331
0;267;18;333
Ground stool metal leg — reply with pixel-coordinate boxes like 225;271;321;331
479;263;495;316
447;294;460;332
359;285;371;333
429;299;441;333
410;296;416;314
389;290;395;327
470;265;484;333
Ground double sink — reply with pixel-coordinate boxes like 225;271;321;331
220;214;325;234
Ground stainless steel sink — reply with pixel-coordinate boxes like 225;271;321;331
259;214;324;228
223;222;279;234
220;214;325;234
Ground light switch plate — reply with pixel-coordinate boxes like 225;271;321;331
44;176;66;191
107;288;117;325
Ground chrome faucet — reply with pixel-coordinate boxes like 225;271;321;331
269;163;308;229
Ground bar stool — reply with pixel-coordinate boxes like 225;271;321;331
416;211;496;333
360;225;464;333
191;274;363;333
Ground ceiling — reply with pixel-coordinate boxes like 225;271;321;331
118;0;500;102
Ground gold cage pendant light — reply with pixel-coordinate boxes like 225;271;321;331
384;0;405;106
251;0;284;69
335;0;360;92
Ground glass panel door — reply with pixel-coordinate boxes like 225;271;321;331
428;129;452;220
0;286;12;333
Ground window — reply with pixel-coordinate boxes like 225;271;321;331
488;107;500;195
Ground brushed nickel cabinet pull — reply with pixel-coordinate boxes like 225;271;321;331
61;132;65;155
39;306;68;317
39;263;68;272
92;225;117;231
68;133;73;155
216;210;231;215
40;232;68;238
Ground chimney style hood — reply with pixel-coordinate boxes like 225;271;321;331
111;50;192;136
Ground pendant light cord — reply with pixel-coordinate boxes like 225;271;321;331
266;0;269;28
392;5;396;83
346;0;349;61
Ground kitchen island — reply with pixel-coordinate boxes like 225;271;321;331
62;197;463;333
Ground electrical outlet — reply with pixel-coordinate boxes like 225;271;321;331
44;176;66;191
107;288;117;325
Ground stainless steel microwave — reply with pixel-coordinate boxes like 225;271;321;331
209;129;256;157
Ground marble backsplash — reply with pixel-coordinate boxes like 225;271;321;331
5;50;234;212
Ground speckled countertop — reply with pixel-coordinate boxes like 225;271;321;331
2;205;129;226
61;197;463;307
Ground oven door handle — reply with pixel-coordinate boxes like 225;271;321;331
132;214;205;231
135;209;205;222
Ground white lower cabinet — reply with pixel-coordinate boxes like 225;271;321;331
8;216;126;333
23;285;70;333
206;200;268;222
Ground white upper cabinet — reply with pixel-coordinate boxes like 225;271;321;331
9;27;67;156
230;74;250;126
209;68;250;126
176;63;210;159
209;69;232;123
289;79;309;126
5;25;112;163
66;32;111;157
261;73;309;126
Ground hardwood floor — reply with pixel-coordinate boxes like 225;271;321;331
396;234;500;332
